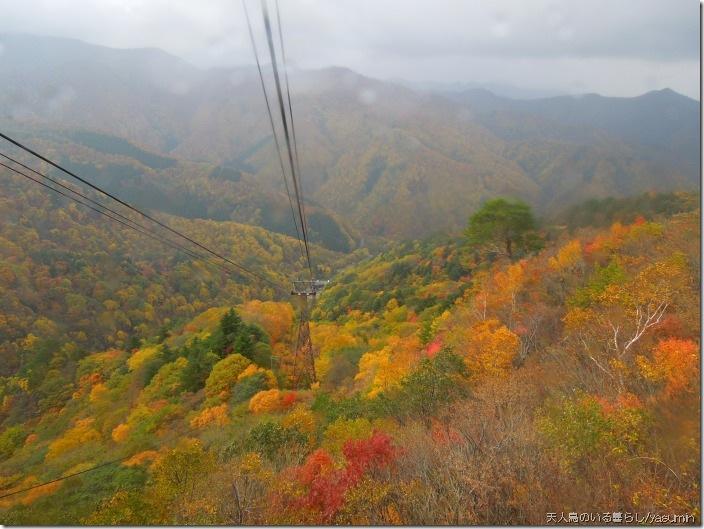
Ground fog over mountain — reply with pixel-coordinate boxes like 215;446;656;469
1;0;698;98
0;34;698;242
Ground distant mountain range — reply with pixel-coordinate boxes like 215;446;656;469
392;79;568;99
0;33;698;243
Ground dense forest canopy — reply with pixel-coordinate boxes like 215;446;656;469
0;185;699;524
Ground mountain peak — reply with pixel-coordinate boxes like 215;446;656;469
641;86;692;100
0;32;199;73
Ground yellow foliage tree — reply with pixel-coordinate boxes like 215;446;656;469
470;261;527;323
322;417;373;456
311;322;359;382
281;405;317;442
549;239;583;272
237;363;278;388
204;353;251;402
491;261;526;317
140;357;188;403
148;438;216;522
458;319;519;378
46;418;101;460
127;345;160;371
356;335;421;397
181;307;229;336
567;254;690;369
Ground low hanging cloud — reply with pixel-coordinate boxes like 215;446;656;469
0;0;698;98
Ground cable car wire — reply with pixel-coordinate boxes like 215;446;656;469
274;0;311;248
0;456;131;501
0;3;330;504
0;132;284;292
242;0;306;265
0;152;242;276
260;0;313;278
0;161;280;287
0;406;235;501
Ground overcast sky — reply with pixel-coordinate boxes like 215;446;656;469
1;0;699;98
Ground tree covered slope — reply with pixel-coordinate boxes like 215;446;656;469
0;34;697;240
0;199;698;524
0;169;351;416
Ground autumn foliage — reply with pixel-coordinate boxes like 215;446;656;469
0;201;699;525
637;338;699;397
45;418;101;460
248;389;298;414
285;432;396;523
190;404;230;429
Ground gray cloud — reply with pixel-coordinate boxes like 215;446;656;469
0;0;699;98
356;0;699;61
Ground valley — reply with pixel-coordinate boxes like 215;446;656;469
0;31;700;526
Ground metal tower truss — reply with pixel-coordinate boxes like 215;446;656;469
289;279;329;388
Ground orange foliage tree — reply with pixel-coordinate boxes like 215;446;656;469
249;389;297;414
190;403;230;429
239;300;294;344
637;338;699;397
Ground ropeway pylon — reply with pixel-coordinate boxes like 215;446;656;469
290;279;329;388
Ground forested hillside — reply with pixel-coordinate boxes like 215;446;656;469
0;196;698;524
0;34;697;240
551;191;699;231
0;128;358;252
0;170;355;423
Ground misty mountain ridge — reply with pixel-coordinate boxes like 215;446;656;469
0;33;698;242
391;78;569;100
